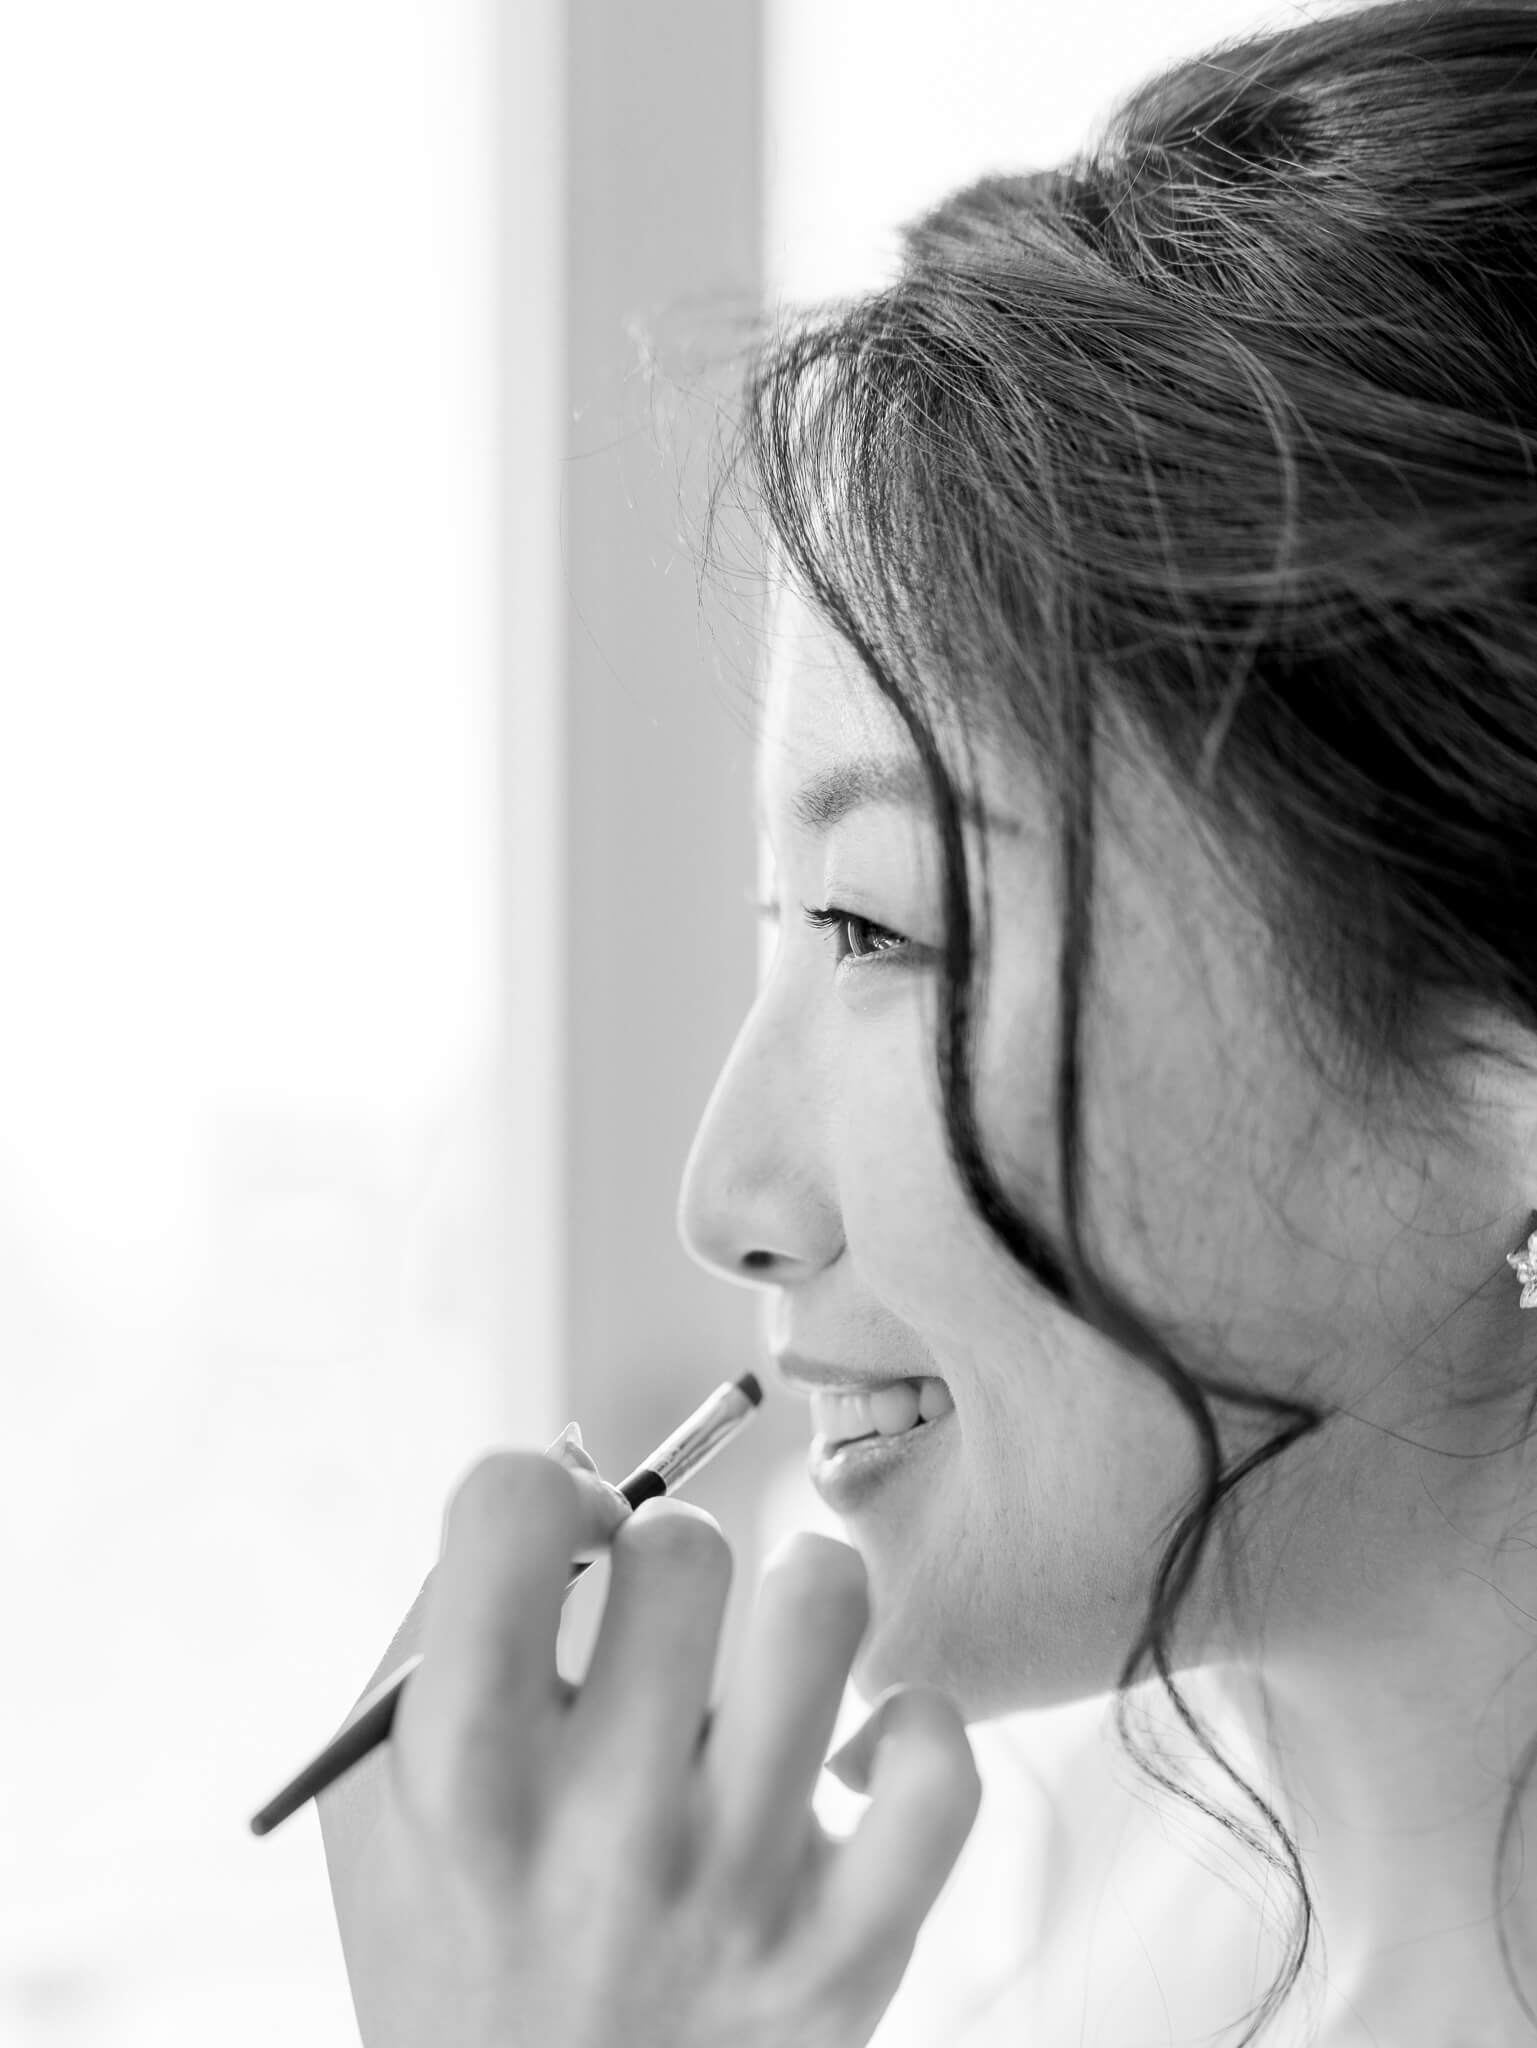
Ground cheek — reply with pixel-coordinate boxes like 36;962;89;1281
848;1361;1212;1718
838;1205;1215;1717
828;981;1221;1713
835;995;945;1236
834;987;1048;1336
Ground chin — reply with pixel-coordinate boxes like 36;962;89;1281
850;1607;1015;1721
850;1591;1133;1722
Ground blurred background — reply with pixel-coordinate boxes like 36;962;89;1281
0;1;1302;2041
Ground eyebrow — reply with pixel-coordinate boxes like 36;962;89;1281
759;756;1023;840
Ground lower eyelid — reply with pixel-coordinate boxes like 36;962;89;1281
747;894;912;972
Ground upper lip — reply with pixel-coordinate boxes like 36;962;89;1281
771;1351;940;1395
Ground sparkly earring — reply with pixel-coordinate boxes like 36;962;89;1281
1508;1213;1537;1308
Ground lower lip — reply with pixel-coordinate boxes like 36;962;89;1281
808;1408;956;1513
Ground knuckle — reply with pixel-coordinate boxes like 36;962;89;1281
617;1497;733;1590
446;1448;574;1546
402;1723;540;1869
696;1884;776;1975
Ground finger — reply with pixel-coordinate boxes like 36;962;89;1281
316;1563;442;1855
703;1532;869;1911
544;1423;633;1561
817;1686;982;1969
353;1431;619;1737
564;1497;732;1818
355;1564;439;1705
397;1451;584;1833
359;1431;621;1729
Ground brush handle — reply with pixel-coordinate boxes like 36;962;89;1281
248;1654;422;1835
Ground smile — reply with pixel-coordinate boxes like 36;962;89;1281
808;1401;956;1513
808;1375;954;1451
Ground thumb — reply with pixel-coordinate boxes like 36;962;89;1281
544;1420;632;1560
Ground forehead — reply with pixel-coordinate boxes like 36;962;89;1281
756;580;1027;846
759;581;910;775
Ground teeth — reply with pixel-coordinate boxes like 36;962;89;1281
916;1377;956;1422
809;1376;953;1446
867;1382;921;1434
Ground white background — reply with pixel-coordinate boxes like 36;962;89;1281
1;2;1304;2041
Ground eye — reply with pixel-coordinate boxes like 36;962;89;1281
800;903;910;967
743;893;910;971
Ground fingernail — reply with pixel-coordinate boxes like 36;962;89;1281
823;1744;861;1791
546;1421;596;1469
823;1728;870;1794
823;1690;902;1796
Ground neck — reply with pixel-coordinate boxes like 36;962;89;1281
1203;1568;1537;2045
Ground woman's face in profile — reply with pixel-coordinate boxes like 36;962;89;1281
675;582;1528;1721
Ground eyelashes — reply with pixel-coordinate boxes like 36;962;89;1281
799;904;910;967
745;893;911;971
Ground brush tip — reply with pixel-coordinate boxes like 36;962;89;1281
736;1370;763;1407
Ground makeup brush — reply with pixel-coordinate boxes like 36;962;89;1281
249;1372;763;1837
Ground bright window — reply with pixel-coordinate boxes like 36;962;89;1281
0;7;509;2041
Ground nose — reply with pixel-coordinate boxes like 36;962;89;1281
675;994;839;1290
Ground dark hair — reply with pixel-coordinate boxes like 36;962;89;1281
697;0;1537;2037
